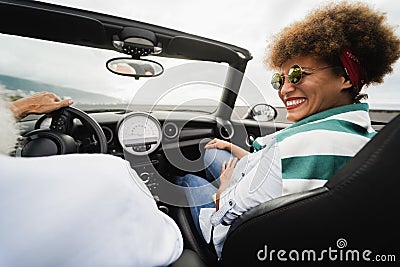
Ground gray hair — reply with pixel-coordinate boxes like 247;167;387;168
0;97;19;155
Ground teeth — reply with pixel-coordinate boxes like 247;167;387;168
286;99;305;107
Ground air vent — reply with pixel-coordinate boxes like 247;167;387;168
101;126;114;144
219;126;234;139
163;122;178;139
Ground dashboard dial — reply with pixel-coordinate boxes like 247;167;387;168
117;112;162;156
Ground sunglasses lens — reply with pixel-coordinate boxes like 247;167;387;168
288;65;302;84
271;73;283;90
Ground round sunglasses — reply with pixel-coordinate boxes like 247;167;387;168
271;64;338;90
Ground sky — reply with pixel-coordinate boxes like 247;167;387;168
3;0;400;108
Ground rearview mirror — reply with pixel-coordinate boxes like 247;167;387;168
106;58;164;79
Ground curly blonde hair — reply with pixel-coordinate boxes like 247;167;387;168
266;1;400;88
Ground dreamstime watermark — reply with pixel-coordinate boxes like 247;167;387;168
256;238;396;263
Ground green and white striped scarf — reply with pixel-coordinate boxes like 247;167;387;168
253;103;376;194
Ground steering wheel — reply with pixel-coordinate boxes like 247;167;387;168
19;106;107;157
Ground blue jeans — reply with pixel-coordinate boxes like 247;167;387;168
174;148;233;236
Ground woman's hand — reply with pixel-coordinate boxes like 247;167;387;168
204;138;232;151
216;157;238;210
9;92;73;119
205;138;250;159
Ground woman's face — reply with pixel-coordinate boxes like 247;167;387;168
277;56;352;122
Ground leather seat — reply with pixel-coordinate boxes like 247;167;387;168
221;114;400;266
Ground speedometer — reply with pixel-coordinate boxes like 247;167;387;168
117;112;162;156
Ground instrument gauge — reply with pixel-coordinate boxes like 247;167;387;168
117;112;162;156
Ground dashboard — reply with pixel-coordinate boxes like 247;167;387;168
94;110;218;198
24;108;279;201
117;112;162;156
35;109;217;157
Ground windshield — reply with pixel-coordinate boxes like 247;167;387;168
0;33;230;113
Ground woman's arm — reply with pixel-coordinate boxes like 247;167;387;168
215;157;238;210
204;138;250;159
212;137;282;222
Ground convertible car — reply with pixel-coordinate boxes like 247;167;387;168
1;0;399;266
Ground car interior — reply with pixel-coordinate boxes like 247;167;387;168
1;0;399;266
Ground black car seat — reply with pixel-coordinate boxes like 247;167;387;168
221;114;400;266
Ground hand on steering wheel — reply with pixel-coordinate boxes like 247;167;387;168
19;107;107;157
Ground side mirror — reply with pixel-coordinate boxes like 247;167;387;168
106;58;164;79
243;104;277;122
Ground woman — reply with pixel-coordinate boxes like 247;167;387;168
175;1;400;258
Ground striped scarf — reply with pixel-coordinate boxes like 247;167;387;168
253;103;376;194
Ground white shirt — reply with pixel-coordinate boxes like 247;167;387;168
199;136;282;258
0;154;183;267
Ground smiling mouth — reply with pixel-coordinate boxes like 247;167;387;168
286;98;306;110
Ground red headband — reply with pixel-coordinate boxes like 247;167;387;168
339;49;367;91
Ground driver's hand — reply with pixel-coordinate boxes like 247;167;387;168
9;92;73;119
